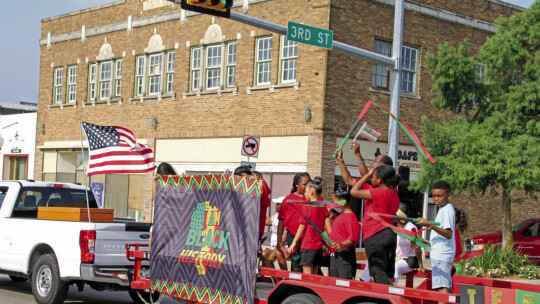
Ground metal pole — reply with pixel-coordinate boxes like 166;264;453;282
229;12;396;68
79;121;92;222
387;0;405;168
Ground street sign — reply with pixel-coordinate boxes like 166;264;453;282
241;135;260;158
241;161;256;172
287;21;333;50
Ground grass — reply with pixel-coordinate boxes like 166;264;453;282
458;245;539;280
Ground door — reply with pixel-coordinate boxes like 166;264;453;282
3;155;28;180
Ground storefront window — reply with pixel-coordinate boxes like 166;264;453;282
3;156;28;180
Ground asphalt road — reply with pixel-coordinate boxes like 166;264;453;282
0;274;177;304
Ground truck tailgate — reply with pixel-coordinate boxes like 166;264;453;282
94;221;151;266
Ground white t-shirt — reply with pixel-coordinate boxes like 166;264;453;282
270;213;279;249
430;203;456;262
396;222;417;261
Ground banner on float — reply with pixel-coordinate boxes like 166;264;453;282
149;173;261;304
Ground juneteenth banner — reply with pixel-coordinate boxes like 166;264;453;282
150;173;261;304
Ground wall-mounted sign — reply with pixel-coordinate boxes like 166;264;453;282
11;148;21;153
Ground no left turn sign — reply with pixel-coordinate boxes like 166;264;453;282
241;135;260;158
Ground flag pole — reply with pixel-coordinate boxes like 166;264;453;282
79;121;92;222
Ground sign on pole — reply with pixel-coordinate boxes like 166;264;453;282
241;136;260;158
287;21;333;50
241;161;256;172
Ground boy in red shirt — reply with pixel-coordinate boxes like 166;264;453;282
288;178;332;274
327;187;361;279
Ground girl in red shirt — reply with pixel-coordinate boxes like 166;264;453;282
288;178;331;274
327;187;361;279
351;165;400;285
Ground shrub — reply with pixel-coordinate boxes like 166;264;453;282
457;245;539;279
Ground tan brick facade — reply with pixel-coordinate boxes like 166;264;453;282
36;0;537;235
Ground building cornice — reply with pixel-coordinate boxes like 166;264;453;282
41;1;126;22
39;0;516;46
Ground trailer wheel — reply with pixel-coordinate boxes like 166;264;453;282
9;275;28;282
129;290;163;304
31;254;69;304
282;293;324;304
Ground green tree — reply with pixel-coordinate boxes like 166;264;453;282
414;3;540;250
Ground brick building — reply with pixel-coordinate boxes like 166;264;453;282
35;0;533;237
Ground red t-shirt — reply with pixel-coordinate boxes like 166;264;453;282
329;212;361;250
455;229;462;258
362;186;399;239
299;205;330;250
278;193;307;235
259;182;271;234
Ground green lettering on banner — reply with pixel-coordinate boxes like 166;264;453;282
185;229;198;245
516;290;540;304
218;231;230;250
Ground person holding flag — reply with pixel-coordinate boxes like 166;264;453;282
288;177;332;275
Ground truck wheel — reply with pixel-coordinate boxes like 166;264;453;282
9;275;28;282
282;293;324;304
31;254;69;304
129;290;163;304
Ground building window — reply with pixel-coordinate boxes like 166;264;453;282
401;45;418;94
256;36;273;85
475;62;484;83
166;51;175;93
115;60;122;97
99;61;112;100
135;56;145;96
53;67;63;104
191;47;202;91
372;39;391;89
67;66;77;103
206;45;222;89
88;64;97;100
148;53;163;95
280;37;298;83
226;42;236;88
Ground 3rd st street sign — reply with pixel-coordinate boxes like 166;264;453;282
287;21;333;50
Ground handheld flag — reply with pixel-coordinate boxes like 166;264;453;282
80;122;156;176
333;101;374;158
353;122;382;143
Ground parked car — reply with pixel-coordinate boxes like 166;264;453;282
0;180;155;304
465;218;540;263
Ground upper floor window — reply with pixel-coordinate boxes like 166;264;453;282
371;40;419;95
372;39;391;89
189;42;236;91
256;36;273;85
280;37;298;83
475;62;485;83
67;66;77;103
135;51;174;96
53;67;63;104
88;58;122;101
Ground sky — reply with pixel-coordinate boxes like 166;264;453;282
0;0;536;105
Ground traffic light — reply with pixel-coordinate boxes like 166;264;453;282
180;0;233;18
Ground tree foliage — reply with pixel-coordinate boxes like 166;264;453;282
413;3;540;249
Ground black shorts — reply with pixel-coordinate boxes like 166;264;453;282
329;246;357;279
300;248;323;266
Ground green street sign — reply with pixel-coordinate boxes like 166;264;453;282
287;21;333;50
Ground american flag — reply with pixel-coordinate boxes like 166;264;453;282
81;122;156;176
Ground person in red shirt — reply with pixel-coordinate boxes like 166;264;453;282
288;178;331;275
454;208;468;258
351;165;400;285
234;166;270;240
276;172;311;272
327;187;361;279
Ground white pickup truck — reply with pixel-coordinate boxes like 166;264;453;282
0;180;157;304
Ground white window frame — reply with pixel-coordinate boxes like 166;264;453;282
88;64;97;101
115;60;122;97
256;36;273;85
371;39;391;89
67;65;77;103
401;45;418;94
475;62;485;83
166;51;175;93
135;56;145;96
205;44;222;90
190;47;202;91
148;53;163;95
99;61;112;100
280;37;298;83
226;42;236;88
53;67;63;104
